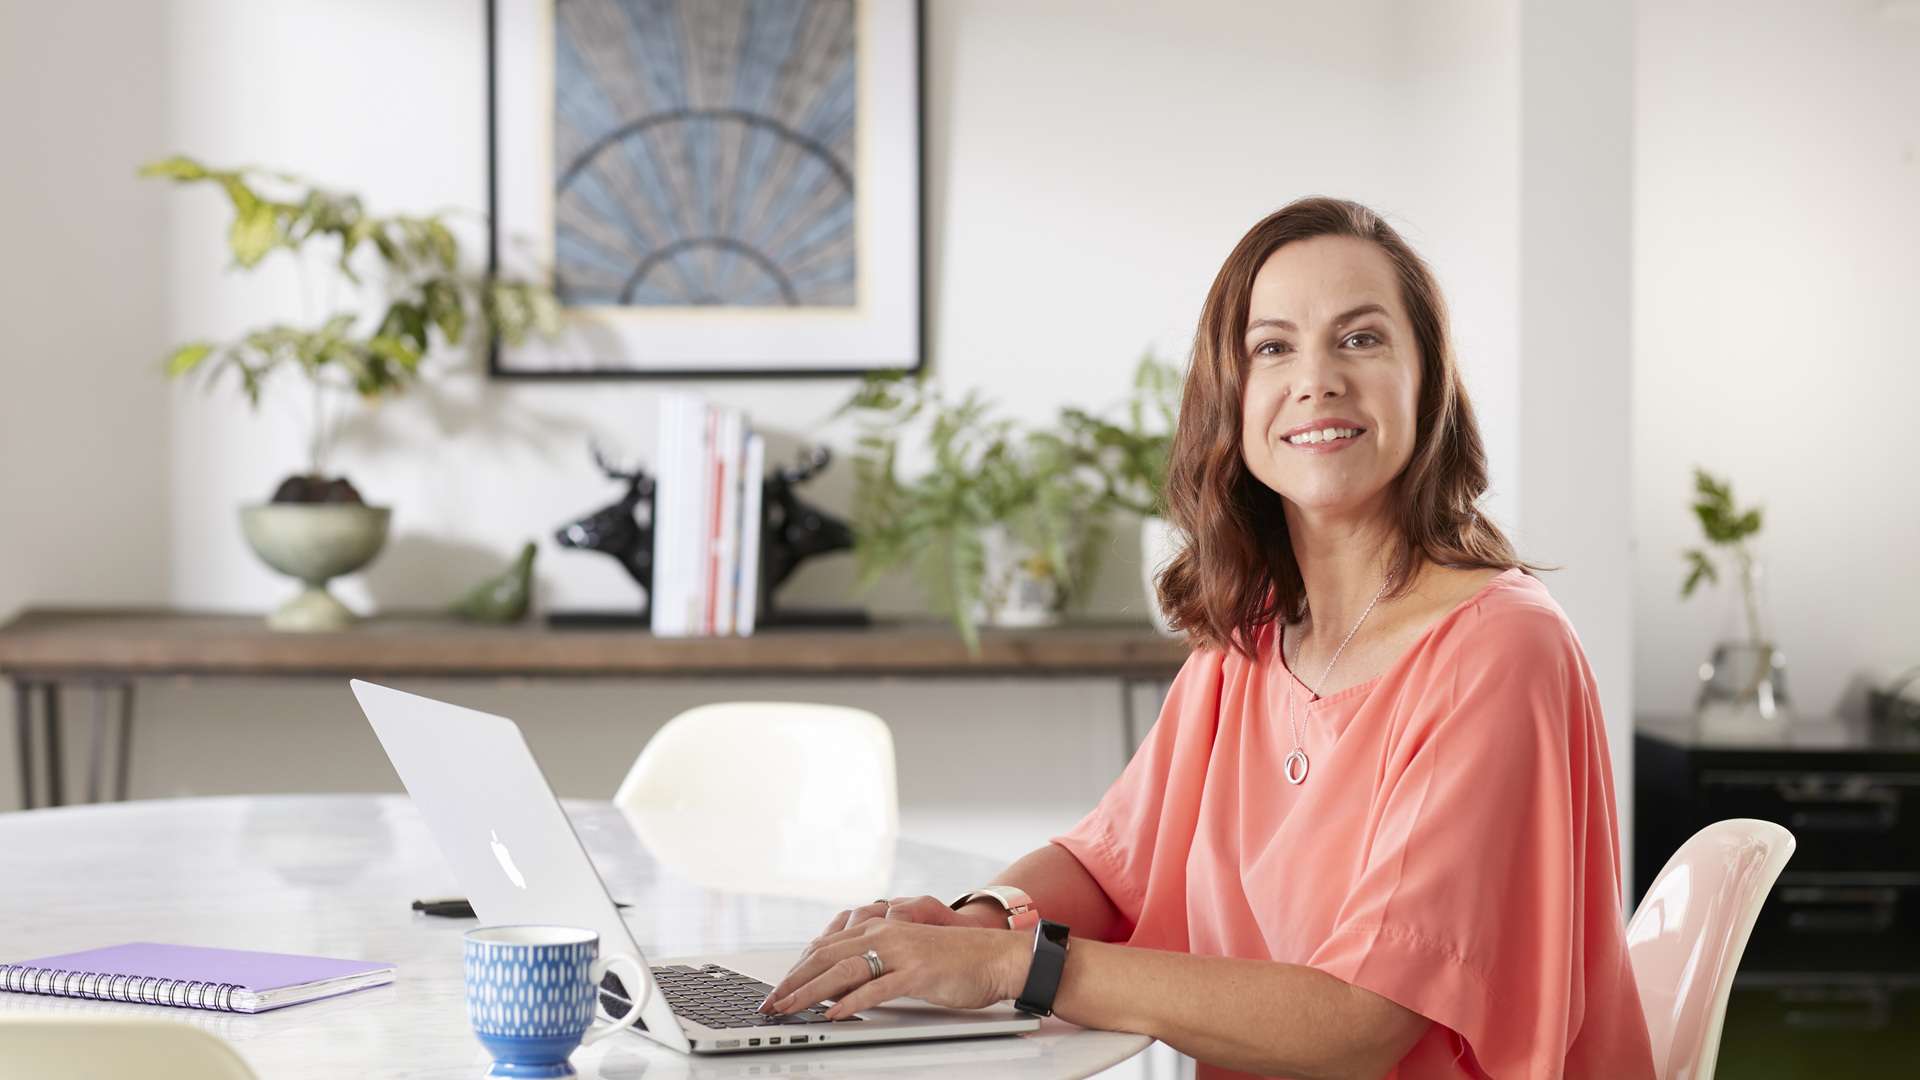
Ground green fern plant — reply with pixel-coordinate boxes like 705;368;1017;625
140;155;558;496
1055;350;1182;518
1680;467;1767;643
838;374;1107;652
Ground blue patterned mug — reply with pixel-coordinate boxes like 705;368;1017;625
464;925;649;1078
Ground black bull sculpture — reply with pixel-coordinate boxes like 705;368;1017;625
555;443;855;622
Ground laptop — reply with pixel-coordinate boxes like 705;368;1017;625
351;679;1040;1055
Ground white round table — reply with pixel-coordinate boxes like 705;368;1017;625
0;795;1150;1078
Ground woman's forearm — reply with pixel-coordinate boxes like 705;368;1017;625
957;842;1129;943
1048;941;1428;1080
955;846;1423;1074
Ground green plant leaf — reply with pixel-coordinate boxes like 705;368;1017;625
378;301;429;353
423;278;466;344
371;224;402;266
228;201;280;267
1680;548;1718;597
137;155;207;181
426;220;458;272
1688;467;1763;549
368;333;422;374
163;342;215;377
340;216;376;271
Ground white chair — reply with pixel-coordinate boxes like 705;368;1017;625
613;701;899;902
0;1016;257;1079
1626;818;1796;1080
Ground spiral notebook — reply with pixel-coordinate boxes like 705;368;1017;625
0;943;394;1014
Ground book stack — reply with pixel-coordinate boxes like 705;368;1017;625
650;392;766;638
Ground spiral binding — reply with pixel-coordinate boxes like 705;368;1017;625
0;963;241;1012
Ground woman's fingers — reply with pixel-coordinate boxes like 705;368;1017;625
824;971;910;1020
846;898;894;931
763;932;874;1010
817;899;886;940
768;953;872;1015
884;895;961;926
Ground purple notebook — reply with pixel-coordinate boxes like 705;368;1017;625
0;943;394;1013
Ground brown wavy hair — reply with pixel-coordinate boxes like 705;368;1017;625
1156;196;1531;659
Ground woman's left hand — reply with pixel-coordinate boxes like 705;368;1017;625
759;919;1028;1020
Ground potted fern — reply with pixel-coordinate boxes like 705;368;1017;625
1056;351;1183;634
839;375;1106;652
142;156;557;630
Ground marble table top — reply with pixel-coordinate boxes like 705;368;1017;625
0;795;1149;1078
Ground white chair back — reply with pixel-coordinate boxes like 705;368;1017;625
1626;818;1796;1080
0;1016;257;1079
613;701;898;902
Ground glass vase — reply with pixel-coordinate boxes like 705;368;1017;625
1695;554;1793;740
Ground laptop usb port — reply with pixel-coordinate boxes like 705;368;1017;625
747;1038;761;1047
790;1035;809;1045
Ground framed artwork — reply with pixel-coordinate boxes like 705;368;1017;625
487;0;924;378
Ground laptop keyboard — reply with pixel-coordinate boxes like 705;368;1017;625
647;964;861;1029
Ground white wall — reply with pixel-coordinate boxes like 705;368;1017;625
0;3;175;621
1633;0;1920;721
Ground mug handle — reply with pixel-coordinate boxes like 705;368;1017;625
581;952;652;1046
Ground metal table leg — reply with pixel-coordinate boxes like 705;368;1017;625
77;681;136;805
87;683;108;804
12;680;32;810
41;683;63;807
116;681;135;802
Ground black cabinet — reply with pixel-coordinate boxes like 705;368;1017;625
1636;716;1920;1078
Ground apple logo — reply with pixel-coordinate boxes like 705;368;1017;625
490;829;528;890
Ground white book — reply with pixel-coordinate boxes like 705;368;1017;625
649;394;682;636
711;408;744;637
735;433;766;636
688;401;716;636
677;393;702;638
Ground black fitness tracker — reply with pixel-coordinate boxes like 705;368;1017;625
1014;918;1071;1017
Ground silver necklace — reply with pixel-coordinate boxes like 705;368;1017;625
1280;578;1389;785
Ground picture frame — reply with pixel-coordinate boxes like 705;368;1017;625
486;0;925;379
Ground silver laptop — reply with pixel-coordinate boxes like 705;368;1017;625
351;679;1039;1055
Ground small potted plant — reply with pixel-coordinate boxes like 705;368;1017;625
1056;351;1183;634
839;375;1107;652
142;156;557;631
1681;467;1792;734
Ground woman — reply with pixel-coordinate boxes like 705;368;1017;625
760;197;1656;1079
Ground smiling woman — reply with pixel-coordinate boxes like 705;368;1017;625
762;198;1657;1080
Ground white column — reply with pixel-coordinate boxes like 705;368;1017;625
1516;0;1637;892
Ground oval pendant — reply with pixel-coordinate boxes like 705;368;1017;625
1284;748;1310;785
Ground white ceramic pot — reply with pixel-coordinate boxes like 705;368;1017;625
973;524;1063;629
1140;515;1183;636
240;502;391;632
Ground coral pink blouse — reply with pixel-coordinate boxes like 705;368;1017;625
1053;569;1655;1079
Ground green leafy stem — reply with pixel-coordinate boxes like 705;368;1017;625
140;155;559;478
1680;466;1767;645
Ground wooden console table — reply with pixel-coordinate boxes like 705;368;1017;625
0;609;1191;810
